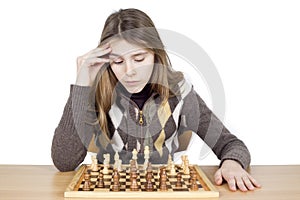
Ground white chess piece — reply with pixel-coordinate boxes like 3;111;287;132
103;153;110;174
181;155;187;169
170;161;176;175
167;154;172;170
132;149;138;170
114;151;119;170
183;157;190;175
132;149;138;160
117;159;122;172
90;155;98;172
143;146;150;170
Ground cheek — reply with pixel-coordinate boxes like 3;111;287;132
143;65;154;78
110;65;123;80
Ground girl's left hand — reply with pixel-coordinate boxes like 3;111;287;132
214;160;261;192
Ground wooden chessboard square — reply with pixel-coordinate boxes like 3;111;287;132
90;172;99;176
168;178;177;182
119;178;126;182
90;177;98;182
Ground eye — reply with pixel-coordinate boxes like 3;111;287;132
134;56;145;62
113;59;123;65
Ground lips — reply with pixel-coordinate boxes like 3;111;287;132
124;81;140;86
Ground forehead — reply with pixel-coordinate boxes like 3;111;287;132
109;39;147;56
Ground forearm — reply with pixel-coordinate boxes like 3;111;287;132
51;85;94;171
180;89;250;169
196;95;251;169
52;125;87;172
212;127;251;169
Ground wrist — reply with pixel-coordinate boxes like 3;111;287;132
220;159;243;168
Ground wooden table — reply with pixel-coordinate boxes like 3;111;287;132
0;165;299;200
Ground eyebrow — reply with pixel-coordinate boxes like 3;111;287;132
109;51;148;59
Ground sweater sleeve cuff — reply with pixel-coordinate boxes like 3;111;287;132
220;149;251;169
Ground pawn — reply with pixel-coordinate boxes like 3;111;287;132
146;177;154;191
169;161;176;175
190;171;199;191
145;166;154;191
159;167;168;191
130;171;139;191
112;169;120;191
97;172;104;188
102;164;109;175
167;154;172;170
82;172;91;191
90;155;99;172
176;172;182;188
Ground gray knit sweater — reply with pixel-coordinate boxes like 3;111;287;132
51;80;250;172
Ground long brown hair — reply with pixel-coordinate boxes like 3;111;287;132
92;8;183;136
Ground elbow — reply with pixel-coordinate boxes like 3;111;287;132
51;145;87;172
51;151;81;172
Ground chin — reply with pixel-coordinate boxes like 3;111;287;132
126;86;143;94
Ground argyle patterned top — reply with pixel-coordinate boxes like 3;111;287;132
51;79;251;172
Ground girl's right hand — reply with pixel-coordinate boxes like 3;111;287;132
75;44;111;86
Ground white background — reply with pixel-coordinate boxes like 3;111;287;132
0;0;299;165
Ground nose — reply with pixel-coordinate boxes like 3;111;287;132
124;60;136;77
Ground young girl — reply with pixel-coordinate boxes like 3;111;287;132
51;8;261;192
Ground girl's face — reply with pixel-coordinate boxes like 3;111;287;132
109;39;154;93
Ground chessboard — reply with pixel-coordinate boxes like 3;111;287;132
64;164;219;198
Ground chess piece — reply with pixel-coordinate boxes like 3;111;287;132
102;164;109;174
132;148;138;168
117;159;122;172
183;157;190;175
146;162;152;172
170;161;176;175
145;162;154;191
167;154;172;170
181;155;187;169
103;153;110;174
130;170;139;191
82;172;91;191
145;172;154;191
113;151;119;170
159;167;168;191
132;149;138;160
176;172;182;187
143;146;150;170
190;170;199;191
112;169;120;191
97;172;104;188
90;155;99;172
130;160;137;173
189;169;195;183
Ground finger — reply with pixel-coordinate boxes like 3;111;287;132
91;47;112;59
248;174;262;188
82;44;110;58
97;43;110;49
214;169;223;185
227;177;237;191
98;43;110;49
236;177;248;192
242;176;255;191
88;57;110;66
